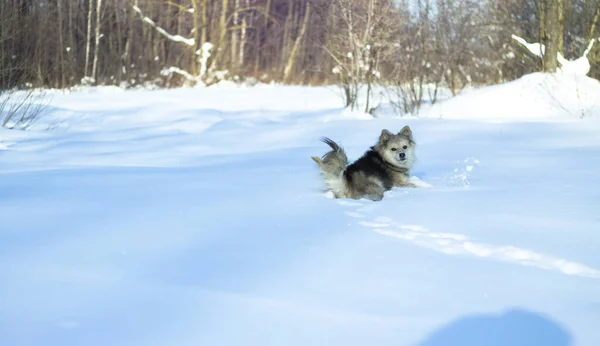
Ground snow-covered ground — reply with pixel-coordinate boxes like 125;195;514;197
1;74;600;346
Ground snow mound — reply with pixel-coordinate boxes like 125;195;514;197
422;72;600;120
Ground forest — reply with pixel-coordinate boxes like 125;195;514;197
0;0;599;94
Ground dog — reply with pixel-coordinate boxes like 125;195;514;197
312;126;416;201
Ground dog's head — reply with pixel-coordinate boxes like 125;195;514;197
375;126;416;169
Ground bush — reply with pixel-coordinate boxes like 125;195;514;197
0;87;47;130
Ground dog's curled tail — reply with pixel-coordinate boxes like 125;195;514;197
312;137;349;198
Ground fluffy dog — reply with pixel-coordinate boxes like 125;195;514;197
312;126;416;201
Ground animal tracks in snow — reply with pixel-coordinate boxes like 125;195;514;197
362;218;600;279
337;202;600;280
448;157;480;187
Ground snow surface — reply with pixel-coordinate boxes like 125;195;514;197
1;75;600;346
422;72;600;120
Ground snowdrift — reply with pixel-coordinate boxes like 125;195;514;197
422;72;600;120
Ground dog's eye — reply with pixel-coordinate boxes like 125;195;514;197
402;145;408;149
391;148;397;151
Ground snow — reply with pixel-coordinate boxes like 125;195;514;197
422;72;600;120
511;34;547;59
160;66;195;82
198;42;214;77
1;79;600;346
560;39;596;77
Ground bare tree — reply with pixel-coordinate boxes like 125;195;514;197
387;0;433;115
325;0;399;112
213;0;230;72
283;2;311;84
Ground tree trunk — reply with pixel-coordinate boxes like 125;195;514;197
57;0;65;88
192;0;201;76
68;0;76;83
125;5;134;84
85;0;93;77
539;0;545;64
542;0;559;72
557;0;564;56
91;0;102;83
231;0;239;74
240;0;248;70
260;0;272;72
283;2;310;84
115;1;124;83
589;4;600;40
201;0;209;47
213;0;229;71
280;0;294;69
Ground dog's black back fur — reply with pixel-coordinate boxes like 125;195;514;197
344;149;395;190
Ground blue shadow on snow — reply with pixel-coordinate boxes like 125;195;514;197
417;308;572;346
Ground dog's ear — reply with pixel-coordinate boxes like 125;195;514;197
398;126;412;138
311;156;324;168
379;129;393;143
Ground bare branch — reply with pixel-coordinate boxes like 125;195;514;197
132;3;195;47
